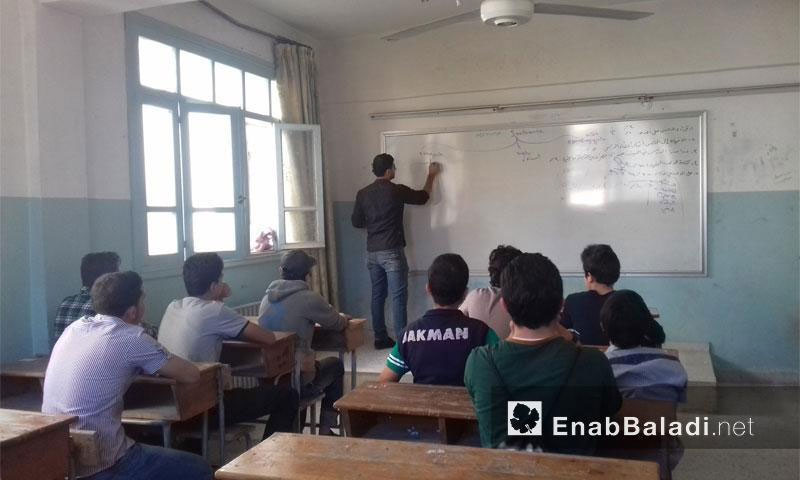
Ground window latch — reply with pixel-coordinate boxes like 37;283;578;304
237;195;247;204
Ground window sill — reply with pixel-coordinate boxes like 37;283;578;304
138;251;285;281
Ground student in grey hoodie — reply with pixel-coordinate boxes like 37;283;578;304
257;250;352;435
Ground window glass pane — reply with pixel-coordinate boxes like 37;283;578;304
285;211;317;244
281;129;315;208
214;63;242;108
180;50;212;101
244;72;269;116
138;37;176;92
246;119;279;252
270;79;282;120
186;111;234;208
193;212;236;252
147;211;178;255
141;105;176;207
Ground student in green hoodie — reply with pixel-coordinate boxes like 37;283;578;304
257;250;352;435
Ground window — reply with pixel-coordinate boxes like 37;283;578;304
125;14;323;273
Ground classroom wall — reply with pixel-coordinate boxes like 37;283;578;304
317;0;800;383
0;0;318;362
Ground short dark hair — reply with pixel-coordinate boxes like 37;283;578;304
183;253;223;296
372;153;395;177
501;253;563;329
600;290;665;349
80;252;121;288
428;253;469;306
488;245;522;288
91;271;143;317
581;244;620;286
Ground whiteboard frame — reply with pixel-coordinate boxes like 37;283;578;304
381;111;708;277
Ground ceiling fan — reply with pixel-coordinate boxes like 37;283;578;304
381;0;653;41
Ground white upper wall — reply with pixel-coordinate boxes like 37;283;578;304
318;0;798;104
1;0;88;199
316;0;799;201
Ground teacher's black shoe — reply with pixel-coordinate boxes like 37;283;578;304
374;337;396;350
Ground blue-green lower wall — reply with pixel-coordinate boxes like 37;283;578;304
334;192;799;383
1;196;281;362
2;192;798;382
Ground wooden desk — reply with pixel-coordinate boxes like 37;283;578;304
220;331;296;380
0;409;75;480
334;381;477;444
0;357;225;460
215;432;659;480
312;318;366;390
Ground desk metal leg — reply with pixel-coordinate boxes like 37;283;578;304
162;422;171;448
350;351;357;390
201;410;209;459
218;374;226;465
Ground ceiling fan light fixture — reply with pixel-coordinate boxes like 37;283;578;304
480;0;534;27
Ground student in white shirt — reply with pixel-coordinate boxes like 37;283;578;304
158;253;298;439
43;271;211;480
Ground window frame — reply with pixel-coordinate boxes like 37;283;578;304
125;13;324;276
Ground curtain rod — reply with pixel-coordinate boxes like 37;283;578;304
198;0;312;49
369;82;799;119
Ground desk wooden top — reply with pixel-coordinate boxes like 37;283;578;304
334;382;476;421
312;318;366;353
215;433;658;480
222;331;296;349
0;357;221;385
0;409;75;447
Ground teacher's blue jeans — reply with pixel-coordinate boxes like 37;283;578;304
85;443;211;480
367;248;409;341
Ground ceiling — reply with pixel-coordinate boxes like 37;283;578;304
242;0;653;40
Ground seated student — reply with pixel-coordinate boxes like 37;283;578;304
378;253;499;386
158;253;298;439
601;290;687;403
257;250;351;435
43;271;211;480
560;244;621;345
54;251;157;341
461;244;576;342
459;245;521;338
465;253;621;454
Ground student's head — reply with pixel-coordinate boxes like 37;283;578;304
183;253;226;298
91;271;145;323
279;250;316;281
427;253;470;307
372;153;396;179
600;290;665;349
501;253;563;329
581;244;620;287
80;251;121;288
488;245;522;288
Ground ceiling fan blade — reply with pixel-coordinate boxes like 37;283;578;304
381;9;481;41
534;2;653;20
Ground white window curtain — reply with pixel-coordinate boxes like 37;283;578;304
274;43;339;309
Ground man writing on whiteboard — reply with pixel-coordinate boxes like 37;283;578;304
351;153;441;349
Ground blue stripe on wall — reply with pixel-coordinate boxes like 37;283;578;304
1;197;283;362
2;197;34;362
334;191;799;382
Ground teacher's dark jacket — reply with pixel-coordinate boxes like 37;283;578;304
351;179;429;252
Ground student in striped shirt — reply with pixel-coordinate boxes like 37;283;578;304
43;271;211;479
601;290;687;403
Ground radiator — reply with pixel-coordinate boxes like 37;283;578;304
232;301;261;316
231;301;263;389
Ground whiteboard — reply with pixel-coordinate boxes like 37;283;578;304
383;112;707;276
